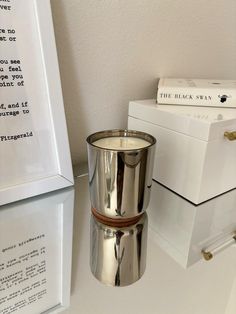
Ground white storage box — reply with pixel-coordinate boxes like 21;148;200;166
128;99;236;204
148;180;236;268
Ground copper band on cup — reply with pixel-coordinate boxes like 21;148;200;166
91;207;143;227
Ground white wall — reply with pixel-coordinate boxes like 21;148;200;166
51;0;236;164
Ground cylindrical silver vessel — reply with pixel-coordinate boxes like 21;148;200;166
87;130;156;219
90;213;148;287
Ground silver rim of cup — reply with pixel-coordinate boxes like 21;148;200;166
86;129;156;151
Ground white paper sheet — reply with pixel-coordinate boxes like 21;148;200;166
0;0;58;189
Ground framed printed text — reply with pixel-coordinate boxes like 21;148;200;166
0;0;74;205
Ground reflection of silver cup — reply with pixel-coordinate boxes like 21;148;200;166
90;213;148;287
87;130;156;220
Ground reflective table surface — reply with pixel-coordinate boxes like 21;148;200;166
1;174;236;314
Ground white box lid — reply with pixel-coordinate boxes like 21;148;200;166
128;99;236;141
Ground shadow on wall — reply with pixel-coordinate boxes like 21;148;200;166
51;0;89;164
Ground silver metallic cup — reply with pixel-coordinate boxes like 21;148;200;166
87;130;156;220
90;213;148;287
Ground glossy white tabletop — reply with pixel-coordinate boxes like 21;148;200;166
64;176;236;314
1;175;236;314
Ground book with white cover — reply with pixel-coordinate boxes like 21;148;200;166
157;78;236;108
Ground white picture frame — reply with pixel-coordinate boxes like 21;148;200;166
0;187;74;314
0;0;74;206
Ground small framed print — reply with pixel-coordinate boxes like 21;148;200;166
0;187;74;314
0;0;74;205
